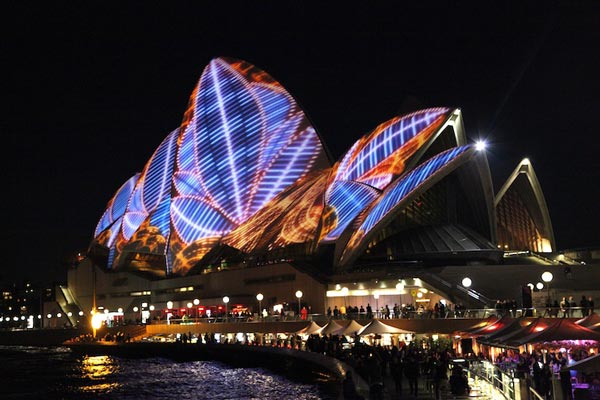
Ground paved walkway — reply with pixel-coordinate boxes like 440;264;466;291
361;373;493;400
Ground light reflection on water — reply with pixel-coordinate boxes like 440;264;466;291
78;355;122;392
0;346;328;399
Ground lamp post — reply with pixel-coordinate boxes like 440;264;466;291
541;271;553;301
295;290;303;317
542;271;558;313
223;296;229;322
193;299;200;320
341;287;349;312
256;293;263;319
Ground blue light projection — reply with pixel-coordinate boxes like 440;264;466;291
342;145;472;261
119;129;179;241
334;108;450;189
94;174;139;238
168;58;327;274
321;181;380;242
319;108;450;242
91;56;478;276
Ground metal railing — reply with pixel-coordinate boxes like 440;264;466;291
528;386;545;400
143;306;597;325
469;360;520;400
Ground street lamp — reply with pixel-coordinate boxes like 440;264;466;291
295;290;303;316
256;293;264;318
167;301;173;309
462;277;472;288
223;296;230;322
341;287;349;310
542;271;553;304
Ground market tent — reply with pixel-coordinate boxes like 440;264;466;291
358;319;414;335
461;315;513;337
491;318;553;347
340;320;364;336
295;321;323;335
563;354;600;374
508;318;600;347
576;313;600;328
477;317;536;346
456;316;499;336
321;320;344;335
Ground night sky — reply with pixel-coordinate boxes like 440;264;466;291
2;2;599;285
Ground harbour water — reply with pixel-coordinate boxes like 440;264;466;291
0;345;329;399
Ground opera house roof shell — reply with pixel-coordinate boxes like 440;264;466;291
90;57;553;278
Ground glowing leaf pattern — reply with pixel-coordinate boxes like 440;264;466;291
342;145;472;262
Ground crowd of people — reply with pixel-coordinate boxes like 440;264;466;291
493;347;598;400
542;295;596;318
325;301;465;320
305;333;469;399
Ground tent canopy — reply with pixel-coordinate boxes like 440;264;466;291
321;320;345;335
340;320;364;336
463;315;513;337
359;319;414;335
296;321;323;335
477;318;534;346
576;313;600;328
509;318;600;347
457;316;499;336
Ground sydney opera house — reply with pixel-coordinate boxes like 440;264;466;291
60;57;593;326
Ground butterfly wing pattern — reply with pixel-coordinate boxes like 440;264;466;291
92;57;489;276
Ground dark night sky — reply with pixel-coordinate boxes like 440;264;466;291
2;2;599;285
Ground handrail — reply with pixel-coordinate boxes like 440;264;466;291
528;386;544;400
468;360;518;400
138;306;597;325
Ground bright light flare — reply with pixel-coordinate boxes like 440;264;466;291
475;140;487;151
91;313;104;330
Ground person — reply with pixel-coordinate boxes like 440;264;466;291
326;306;332;318
404;353;420;397
588;296;595;316
300;306;308;320
449;366;470;396
342;371;365;400
366;303;373;319
569;296;576;317
558;352;573;400
495;300;503;317
431;353;447;400
390;354;404;394
560;297;569;318
580;296;589;318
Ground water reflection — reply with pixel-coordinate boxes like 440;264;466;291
78;355;122;392
0;346;326;399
